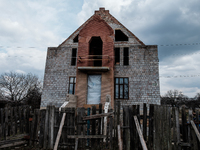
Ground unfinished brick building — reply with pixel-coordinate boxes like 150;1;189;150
41;8;160;108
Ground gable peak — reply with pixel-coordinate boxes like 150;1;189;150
95;7;109;15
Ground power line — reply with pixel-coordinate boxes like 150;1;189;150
160;74;200;78
158;43;200;47
0;42;200;49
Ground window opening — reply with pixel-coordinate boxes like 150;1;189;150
115;30;128;41
115;48;120;65
124;47;129;65
89;37;102;66
69;77;76;94
115;77;129;99
87;75;102;104
71;48;77;66
73;34;79;43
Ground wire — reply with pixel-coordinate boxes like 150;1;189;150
160;74;200;78
0;42;200;49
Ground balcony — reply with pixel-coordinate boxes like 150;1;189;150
78;55;110;72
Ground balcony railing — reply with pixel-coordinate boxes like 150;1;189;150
78;55;110;62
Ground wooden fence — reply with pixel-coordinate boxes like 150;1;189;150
0;106;40;148
0;103;200;149
120;103;200;150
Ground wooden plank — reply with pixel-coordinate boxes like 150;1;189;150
134;116;148;150
148;104;154;150
195;108;199;132
53;113;66;150
75;138;78;150
18;106;22;133
154;105;160;150
143;103;147;142
103;102;110;142
123;106;130;150
98;103;102;140
1;108;4;139
0;140;27;148
10;107;13;136
129;106;134;150
82;112;114;120
14;107;18;135
77;107;84;148
49;106;55;149
109;116;113;149
118;125;123;150
67;135;107;138
172;107;178;150
5;107;8;140
133;105;138;150
175;107;181;150
39;109;46;148
189;110;198;150
182;107;188;144
167;106;172;150
191;120;200;142
91;106;96;147
43;106;49;149
87;108;91;146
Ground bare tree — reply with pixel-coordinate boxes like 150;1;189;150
161;89;188;106
164;89;187;100
194;93;200;101
0;72;42;103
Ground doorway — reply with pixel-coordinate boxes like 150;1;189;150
87;75;102;104
89;37;102;66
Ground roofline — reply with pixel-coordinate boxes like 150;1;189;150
58;8;145;48
57;15;95;48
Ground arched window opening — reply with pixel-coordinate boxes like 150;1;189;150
89;37;103;66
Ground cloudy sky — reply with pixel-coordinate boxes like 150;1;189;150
0;0;200;97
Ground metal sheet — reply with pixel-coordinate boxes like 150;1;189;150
87;75;101;104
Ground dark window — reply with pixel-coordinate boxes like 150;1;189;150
124;47;129;65
115;30;128;41
69;77;76;94
115;77;129;99
115;48;120;65
71;48;77;66
73;34;79;43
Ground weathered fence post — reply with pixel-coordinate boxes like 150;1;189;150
91;106;96;147
143;103;147;142
123;106;130;150
189;109;198;150
39;109;46;148
43;106;49;149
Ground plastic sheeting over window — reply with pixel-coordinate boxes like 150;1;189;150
87;75;102;104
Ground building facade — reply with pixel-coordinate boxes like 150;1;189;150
41;8;160;108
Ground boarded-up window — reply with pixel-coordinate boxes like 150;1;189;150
87;75;101;104
68;77;76;94
115;77;129;99
71;48;77;66
124;47;129;65
115;48;120;65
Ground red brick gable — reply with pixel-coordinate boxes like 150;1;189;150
78;14;114;68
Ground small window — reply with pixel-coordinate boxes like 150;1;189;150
69;77;76;94
73;34;79;43
115;48;120;65
115;77;129;99
115;30;128;41
124;47;129;65
71;48;77;66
